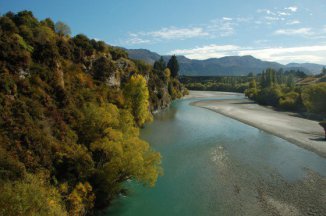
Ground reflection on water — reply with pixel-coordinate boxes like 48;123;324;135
104;96;326;216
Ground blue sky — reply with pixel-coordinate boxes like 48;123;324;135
1;0;326;64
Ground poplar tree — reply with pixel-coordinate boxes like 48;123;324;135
167;55;179;78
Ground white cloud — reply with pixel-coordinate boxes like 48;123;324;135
222;17;233;21
285;6;298;12
286;20;301;25
274;28;314;36
124;34;151;45
171;44;240;59
123;27;209;44
123;16;244;45
169;44;326;64
207;18;236;37
257;6;299;25
265;16;282;21
148;27;209;39
278;12;290;16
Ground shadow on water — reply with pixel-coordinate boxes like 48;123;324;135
310;137;326;142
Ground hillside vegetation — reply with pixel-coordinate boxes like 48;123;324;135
245;68;326;117
0;11;187;215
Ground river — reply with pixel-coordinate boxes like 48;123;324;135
104;93;326;216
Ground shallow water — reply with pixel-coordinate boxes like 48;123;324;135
104;94;326;216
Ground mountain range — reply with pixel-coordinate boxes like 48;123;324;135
126;49;325;76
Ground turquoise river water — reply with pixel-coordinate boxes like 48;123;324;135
104;93;326;216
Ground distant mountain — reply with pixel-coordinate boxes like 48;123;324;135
126;49;325;76
286;63;325;75
127;49;161;64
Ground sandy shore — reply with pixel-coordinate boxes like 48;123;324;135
188;91;326;158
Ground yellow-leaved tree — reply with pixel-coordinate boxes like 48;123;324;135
123;74;153;127
80;103;161;207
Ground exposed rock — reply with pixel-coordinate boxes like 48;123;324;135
54;62;65;89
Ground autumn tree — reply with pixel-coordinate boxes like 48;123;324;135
124;74;152;126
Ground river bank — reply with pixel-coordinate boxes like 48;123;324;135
188;91;326;158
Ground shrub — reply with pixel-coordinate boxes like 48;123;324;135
279;91;300;111
302;83;326;114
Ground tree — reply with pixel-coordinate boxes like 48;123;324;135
164;68;171;79
249;79;257;89
322;67;326;75
301;83;326;114
55;21;71;36
92;56;115;81
13;10;38;28
0;16;18;33
247;72;254;77
153;56;166;72
0;174;68;216
124;74;152;126
167;55;179;78
245;79;257;99
72;34;94;56
41;18;55;30
279;91;300;110
32;40;59;67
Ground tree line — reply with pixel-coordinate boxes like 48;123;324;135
245;68;326;117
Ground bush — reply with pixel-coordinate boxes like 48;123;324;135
256;86;282;106
279;91;300;111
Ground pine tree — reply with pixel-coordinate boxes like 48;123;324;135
153;56;166;72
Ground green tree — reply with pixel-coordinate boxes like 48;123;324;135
32;41;59;67
279;91;300;110
41;18;55;30
72;34;94;56
13;10;38;28
54;21;71;36
302;83;326;114
153;56;166;72
0;16;18;33
245;79;258;99
167;55;179;78
92;56;115;82
322;67;326;75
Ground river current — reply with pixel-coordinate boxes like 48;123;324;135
105;93;326;216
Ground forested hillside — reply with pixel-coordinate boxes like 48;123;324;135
0;11;187;215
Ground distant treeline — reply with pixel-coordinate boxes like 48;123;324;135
180;76;251;93
180;69;307;93
245;68;326;117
